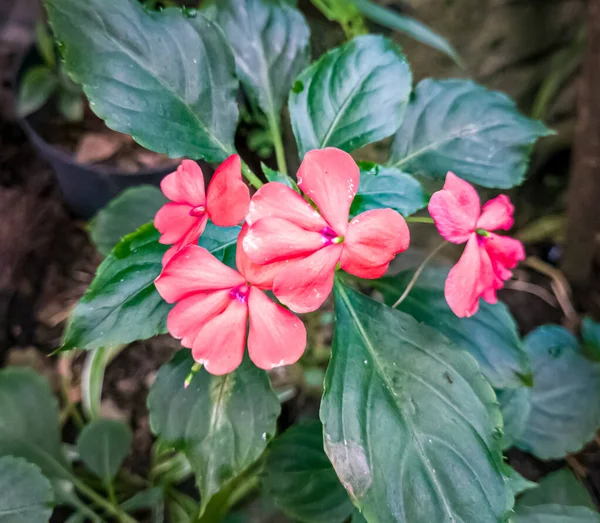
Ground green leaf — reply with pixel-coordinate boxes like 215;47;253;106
503;465;537;497
0;368;69;480
61;223;171;352
263;420;354;523
519;469;595;510
261;163;299;192
513;505;600;523
496;387;531;450
88;186;168;256
212;0;310;117
388;79;552;188
197;222;240;269
57;88;83;122
35;22;56;69
120;487;165;512
148;350;280;513
45;0;239;162
351;163;428;217
289;35;412;157
320;280;511;522
0;456;54;523
17;65;58;117
77;419;132;480
582;316;600;361
350;0;462;66
81;345;126;419
374;266;531;389
515;326;600;459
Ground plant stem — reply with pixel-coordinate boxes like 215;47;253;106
266;111;288;175
72;477;136;523
392;241;447;309
241;161;263;189
405;216;434;224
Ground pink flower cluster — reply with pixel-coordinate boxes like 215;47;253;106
153;148;525;374
154;148;409;374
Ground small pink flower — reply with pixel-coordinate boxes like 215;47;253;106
154;228;306;375
429;172;525;318
242;148;410;313
155;155;250;262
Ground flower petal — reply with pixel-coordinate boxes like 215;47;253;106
160;160;206;205
273;244;342;313
297;148;359;235
155;245;244;303
236;224;288;289
477;195;515;231
428;172;481;244
155;202;198;245
340;209;410;279
444;234;495;318
246;182;327;231
483;234;525;269
192;299;248;375
206;155;250;227
247;288;306;369
166;290;231;347
243;218;324;264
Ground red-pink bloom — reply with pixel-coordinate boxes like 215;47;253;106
242;148;410;313
155;155;250;262
154;229;306;375
428;172;525;318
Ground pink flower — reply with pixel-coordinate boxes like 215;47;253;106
242;148;410;313
154;155;250;262
428;172;525;318
154;227;306;375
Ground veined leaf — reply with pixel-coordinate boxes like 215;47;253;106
212;0;310;117
352;163;428;217
0;456;54;523
496;387;531;450
45;0;239;161
374;266;531;389
502;465;537;497
389;79;552;188
515;326;600;459
320;280;511;522
148;350;280;514
513;505;600;523
89;186;168;256
263;421;354;523
261;163;299;192
519;469;595;510
197;222;240;269
289;35;412;157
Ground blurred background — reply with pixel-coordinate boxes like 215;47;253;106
0;0;598;520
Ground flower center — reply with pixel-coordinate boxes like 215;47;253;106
475;228;490;237
189;205;206;217
320;227;344;246
229;284;250;304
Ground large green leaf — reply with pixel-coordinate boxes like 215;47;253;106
0;368;69;480
351;164;428;217
502;465;537;497
197;222;240;269
89;186;168;256
320;280;511;522
61;223;170;351
45;0;239;162
513;505;600;523
289;35;412;157
262;420;354;523
388;79;552;188
212;0;310;117
519;469;595;510
148;350;280;513
515;326;600;459
0;456;54;523
77;419;132;481
496;387;531;450
375;267;531;389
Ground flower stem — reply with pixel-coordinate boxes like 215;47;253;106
241;162;263;189
267;111;288;175
71;477;136;523
405;216;435;224
392;241;448;309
